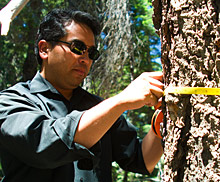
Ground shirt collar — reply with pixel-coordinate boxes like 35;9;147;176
30;71;59;94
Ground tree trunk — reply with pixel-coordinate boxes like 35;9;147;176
153;0;220;181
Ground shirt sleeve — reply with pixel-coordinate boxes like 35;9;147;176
110;115;149;175
0;90;100;169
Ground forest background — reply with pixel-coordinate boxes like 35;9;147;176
0;0;163;181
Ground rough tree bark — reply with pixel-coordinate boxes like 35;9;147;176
153;0;220;181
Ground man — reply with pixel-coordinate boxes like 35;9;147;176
0;9;164;182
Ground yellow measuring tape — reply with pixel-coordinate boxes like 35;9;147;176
164;87;220;95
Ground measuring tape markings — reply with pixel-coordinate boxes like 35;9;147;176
164;87;220;95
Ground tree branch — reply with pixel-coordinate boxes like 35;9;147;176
0;0;29;36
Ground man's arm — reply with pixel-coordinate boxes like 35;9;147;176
142;128;163;173
74;72;164;149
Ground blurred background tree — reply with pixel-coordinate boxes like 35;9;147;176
0;0;162;181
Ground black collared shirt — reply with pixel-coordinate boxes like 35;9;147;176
0;72;148;182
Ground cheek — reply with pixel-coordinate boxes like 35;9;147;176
48;48;63;64
49;49;75;66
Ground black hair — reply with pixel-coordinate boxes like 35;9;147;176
35;9;101;65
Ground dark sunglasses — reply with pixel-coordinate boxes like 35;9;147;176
54;39;100;61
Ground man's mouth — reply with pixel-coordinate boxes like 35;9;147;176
74;68;86;76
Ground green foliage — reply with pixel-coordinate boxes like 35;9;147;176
130;0;161;73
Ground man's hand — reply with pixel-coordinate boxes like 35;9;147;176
117;72;164;111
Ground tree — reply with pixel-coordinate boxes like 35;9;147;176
153;0;220;181
0;0;29;36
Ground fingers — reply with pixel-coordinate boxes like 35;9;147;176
154;99;162;110
140;72;164;107
147;76;163;87
145;94;158;107
142;72;163;82
118;72;164;110
150;84;164;99
140;72;164;89
143;73;164;99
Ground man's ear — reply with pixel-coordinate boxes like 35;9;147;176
38;40;50;60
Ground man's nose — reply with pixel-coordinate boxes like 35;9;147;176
79;52;91;64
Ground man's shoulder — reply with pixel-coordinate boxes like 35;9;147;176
1;81;30;96
0;81;36;108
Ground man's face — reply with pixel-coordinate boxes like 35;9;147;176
40;21;95;93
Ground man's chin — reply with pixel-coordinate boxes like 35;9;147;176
71;78;84;88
